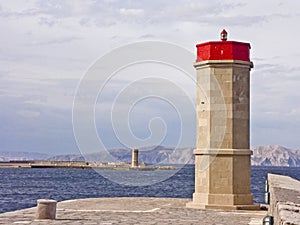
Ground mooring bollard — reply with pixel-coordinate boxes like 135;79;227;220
262;215;274;225
36;199;57;220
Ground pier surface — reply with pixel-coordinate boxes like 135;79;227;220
0;197;266;224
268;173;300;225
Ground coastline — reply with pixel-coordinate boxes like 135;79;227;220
0;160;176;170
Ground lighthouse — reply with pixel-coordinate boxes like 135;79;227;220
187;30;259;210
132;148;139;168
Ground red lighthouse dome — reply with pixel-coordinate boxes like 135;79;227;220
196;29;251;62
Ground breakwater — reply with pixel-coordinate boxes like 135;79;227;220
0;161;175;170
267;173;300;224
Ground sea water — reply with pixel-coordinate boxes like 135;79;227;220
0;165;300;213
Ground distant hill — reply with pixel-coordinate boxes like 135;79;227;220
251;145;300;167
0;152;50;162
46;154;84;162
44;145;300;166
1;145;300;167
47;146;194;165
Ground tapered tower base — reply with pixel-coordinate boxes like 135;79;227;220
186;202;260;210
186;149;259;210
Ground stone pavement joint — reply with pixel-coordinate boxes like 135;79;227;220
0;198;266;225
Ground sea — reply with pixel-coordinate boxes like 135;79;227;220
0;165;300;213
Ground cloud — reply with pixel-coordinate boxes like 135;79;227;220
31;36;83;46
17;110;41;118
38;17;57;27
250;58;300;148
0;5;41;18
1;0;254;29
1;0;300;153
0;80;77;154
0;0;294;29
138;34;156;39
119;8;144;16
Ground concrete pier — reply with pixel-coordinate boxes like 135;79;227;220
267;173;300;225
0;197;266;224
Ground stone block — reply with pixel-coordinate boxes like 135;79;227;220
36;199;57;220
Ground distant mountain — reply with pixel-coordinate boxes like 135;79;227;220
251;145;300;167
47;146;194;165
108;146;194;164
46;154;84;162
0;152;50;162
49;145;300;167
2;145;300;167
107;145;300;166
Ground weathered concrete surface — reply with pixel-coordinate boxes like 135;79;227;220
268;173;300;225
0;197;266;225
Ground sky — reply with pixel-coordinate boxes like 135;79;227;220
0;0;300;155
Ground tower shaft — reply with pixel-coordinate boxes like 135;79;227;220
187;31;259;210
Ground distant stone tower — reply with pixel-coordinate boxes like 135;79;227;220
132;148;139;167
187;30;258;210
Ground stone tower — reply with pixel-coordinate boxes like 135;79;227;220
132;148;139;167
187;30;258;210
